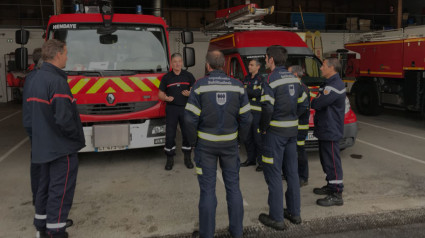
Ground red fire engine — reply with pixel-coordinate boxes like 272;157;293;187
205;4;358;149
344;27;425;117
30;1;194;152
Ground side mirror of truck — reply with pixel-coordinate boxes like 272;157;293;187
15;47;28;70
99;34;118;44
183;47;195;68
15;30;30;45
181;31;193;45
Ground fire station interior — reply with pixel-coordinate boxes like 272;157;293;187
1;0;425;237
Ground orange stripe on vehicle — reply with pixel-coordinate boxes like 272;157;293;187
346;40;403;47
129;77;152;91
71;78;90;94
360;71;402;76
148;77;160;88
403;67;424;70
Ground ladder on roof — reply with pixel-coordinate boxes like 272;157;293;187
202;4;296;35
346;25;425;43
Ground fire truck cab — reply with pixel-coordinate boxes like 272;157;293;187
206;4;358;149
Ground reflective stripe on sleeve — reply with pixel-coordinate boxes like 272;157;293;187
297;140;305;146
194;85;244;95
250;105;262;112
298;124;309;130
329;180;343;184
197;131;238;142
262;155;274;164
270;120;298;128
46;223;67;229
196;167;203;175
269;78;300;89
325;86;346;95
35;214;47;220
298;92;307;103
185;103;201;116
253;85;262;90
239;104;251;114
260;95;275;105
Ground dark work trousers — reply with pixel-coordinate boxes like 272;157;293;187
244;111;262;164
31;162;42;205
297;131;308;181
34;153;78;236
318;140;344;193
165;104;191;156
194;142;243;238
263;133;300;221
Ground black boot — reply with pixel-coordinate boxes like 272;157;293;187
317;192;344;206
40;231;68;238
165;156;174;170
184;151;194;169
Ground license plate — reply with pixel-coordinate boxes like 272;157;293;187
307;131;318;141
154;138;166;144
96;145;127;152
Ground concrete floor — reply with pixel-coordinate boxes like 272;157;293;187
0;101;425;238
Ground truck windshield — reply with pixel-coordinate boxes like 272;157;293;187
49;24;168;73
242;55;324;86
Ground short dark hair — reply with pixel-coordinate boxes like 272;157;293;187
249;58;261;66
32;48;42;65
42;39;66;61
266;45;288;67
206;50;225;70
324;58;341;73
288;65;304;77
171;53;182;60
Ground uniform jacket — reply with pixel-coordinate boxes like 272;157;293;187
311;73;346;141
159;69;196;106
260;66;309;137
184;70;252;147
22;62;85;163
243;73;263;113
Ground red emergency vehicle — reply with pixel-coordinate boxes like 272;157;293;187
206;4;358;149
42;3;193;152
345;27;425;117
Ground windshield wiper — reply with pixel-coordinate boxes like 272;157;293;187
119;69;156;76
66;71;103;76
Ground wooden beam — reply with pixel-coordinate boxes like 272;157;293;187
54;0;63;15
397;0;402;28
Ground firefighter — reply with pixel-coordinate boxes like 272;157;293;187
258;45;309;230
288;65;310;187
158;53;196;170
240;58;264;172
185;50;252;238
22;39;85;238
311;58;346;207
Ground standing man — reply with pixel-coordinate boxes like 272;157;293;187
240;58;264;172
158;53;196;170
185;50;252;238
22;39;85;238
288;65;310;187
258;46;309;230
311;58;346;207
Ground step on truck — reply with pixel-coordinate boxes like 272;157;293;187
204;4;358;149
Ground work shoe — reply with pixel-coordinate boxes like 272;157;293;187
258;213;285;230
317;193;344;207
66;219;73;228
40;232;68;238
240;160;256;167
256;164;263;172
313;185;333;195
283;209;302;224
300;179;308;187
191;231;199;238
165;156;174;170
184;152;194;169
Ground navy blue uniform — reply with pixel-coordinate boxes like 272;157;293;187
22;62;85;236
260;66;309;221
184;70;252;238
297;82;310;182
159;70;195;156
243;73;263;165
311;73;346;193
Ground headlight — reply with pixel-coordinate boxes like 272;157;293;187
345;96;351;114
151;125;166;135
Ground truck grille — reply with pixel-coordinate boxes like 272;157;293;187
77;101;158;115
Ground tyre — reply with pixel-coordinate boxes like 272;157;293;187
355;82;381;116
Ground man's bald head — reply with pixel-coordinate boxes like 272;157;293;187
206;50;225;70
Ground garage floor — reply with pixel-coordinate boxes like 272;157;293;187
0;101;425;238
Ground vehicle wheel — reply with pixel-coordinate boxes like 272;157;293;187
355;83;381;116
